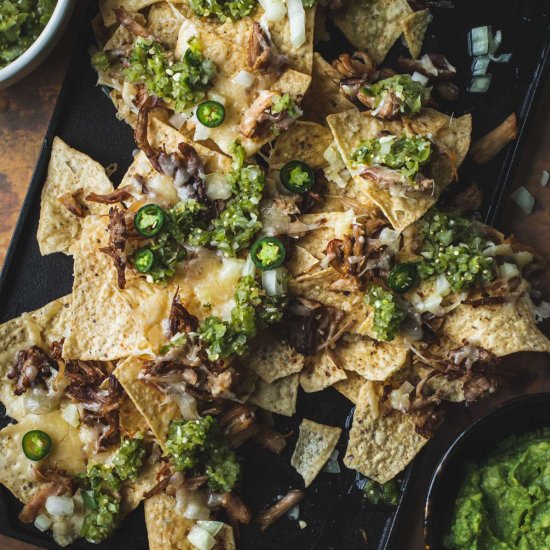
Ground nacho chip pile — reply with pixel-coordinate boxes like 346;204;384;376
1;0;549;548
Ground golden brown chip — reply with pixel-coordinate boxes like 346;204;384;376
291;418;342;487
333;370;366;404
300;351;347;393
332;0;413;64
343;383;427;483
401;8;431;59
249;373;299;417
37;138;114;256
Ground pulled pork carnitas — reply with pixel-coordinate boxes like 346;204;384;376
7;345;57;396
256;489;305;531
248;22;287;75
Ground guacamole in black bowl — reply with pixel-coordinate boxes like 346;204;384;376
425;394;550;550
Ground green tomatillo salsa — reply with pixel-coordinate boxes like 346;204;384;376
445;428;550;550
0;0;56;69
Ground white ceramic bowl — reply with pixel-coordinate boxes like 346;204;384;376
0;0;76;90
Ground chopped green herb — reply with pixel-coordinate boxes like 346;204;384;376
198;275;285;360
80;490;120;543
417;209;495;292
91;51;110;72
366;285;407;342
188;0;257;22
363;478;399;506
126;38;215;112
360;75;430;117
271;93;303;119
165;416;240;493
350;134;432;187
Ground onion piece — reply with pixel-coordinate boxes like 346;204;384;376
533;300;550;323
45;496;74;517
233;70;255;88
287;0;306;48
411;71;429;85
471;55;491;76
187;525;216;550
196;520;224;537
468;26;491;57
511;186;535;214
262;267;288;296
468;74;492;93
61;403;80;428
34;514;53;532
258;0;287;21
490;52;512;63
169;112;188;130
205;172;232;200
489;29;502;55
242;254;256;278
540;170;549;187
322;450;341;474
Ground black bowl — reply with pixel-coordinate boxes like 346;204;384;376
424;392;550;549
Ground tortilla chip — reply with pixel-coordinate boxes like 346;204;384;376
343;384;427;483
287;244;320;277
302;53;355;125
121;461;164;515
0;297;71;421
291;419;342;487
269;121;334;171
245;333;304;383
333;333;410;381
146;2;185;49
249;373;299;416
332;0;413;64
100;0;166;27
63;216;149;360
0;412;86;504
37;137;114;256
175;20;311;156
327;109;472;231
114;356;180;446
442;294;550;356
402;8;431;59
300;351;347;393
333;370;366;404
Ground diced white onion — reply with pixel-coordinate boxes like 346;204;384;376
169;112;188;130
533;300;550;323
184;500;211;521
420;54;439;76
540;170;549;187
242;254;256;278
489;29;502;55
34;514;53;532
204;172;232;200
364;381;379;420
489;52;512;63
511;186;535;214
471;55;491;76
233;70;255;88
196;520;224;537
411;71;429;85
187;525;216;550
207;91;226;105
322;449;341;474
262;267;288;296
468;26;491;57
45;496;74;517
287;505;300;520
194;121;211;141
258;0;287;21
61;403;80;428
468;74;492;93
482;243;513;257
287;0;306;48
498;262;520;280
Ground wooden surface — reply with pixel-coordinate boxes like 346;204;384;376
0;10;550;550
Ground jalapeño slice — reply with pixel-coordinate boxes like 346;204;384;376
22;430;52;461
196;100;226;128
250;236;286;270
387;263;418;294
134;204;166;238
280;160;315;193
134;248;154;273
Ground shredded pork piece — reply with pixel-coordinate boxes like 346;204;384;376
58;192;87;218
169;292;199;337
398;53;456;80
441;183;482;213
86;186;133;204
248;22;287;74
7;346;56;396
100;207;128;289
256;490;305;531
332;51;376;79
114;7;155;39
135;94;163;172
470;113;518;165
218;404;258;448
253;425;288;454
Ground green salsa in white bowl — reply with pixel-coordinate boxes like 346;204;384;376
0;0;75;89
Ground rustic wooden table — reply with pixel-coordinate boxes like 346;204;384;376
0;9;549;550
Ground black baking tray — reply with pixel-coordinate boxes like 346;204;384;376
0;1;548;549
